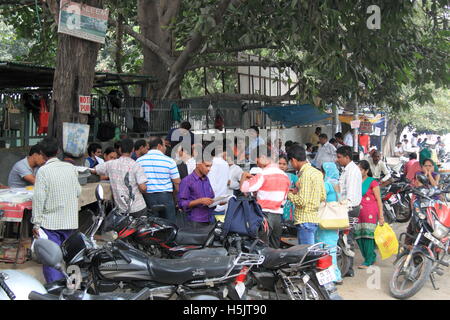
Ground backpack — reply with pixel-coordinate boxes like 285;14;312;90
222;195;265;238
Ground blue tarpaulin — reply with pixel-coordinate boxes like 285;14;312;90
262;104;331;128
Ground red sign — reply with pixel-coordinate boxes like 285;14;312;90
79;95;91;114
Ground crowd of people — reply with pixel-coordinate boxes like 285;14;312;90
4;122;445;286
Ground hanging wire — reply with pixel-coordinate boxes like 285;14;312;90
34;0;42;42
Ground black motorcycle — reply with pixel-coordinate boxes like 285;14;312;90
46;184;265;300
101;173;223;258
224;233;341;300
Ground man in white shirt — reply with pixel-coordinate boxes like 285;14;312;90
207;145;230;219
226;156;243;198
394;142;404;157
343;130;354;147
365;150;392;187
336;146;362;278
313;134;337;169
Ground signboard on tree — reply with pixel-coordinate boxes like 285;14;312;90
58;0;109;44
79;95;91;114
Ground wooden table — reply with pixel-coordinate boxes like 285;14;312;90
78;181;113;210
0;182;113;265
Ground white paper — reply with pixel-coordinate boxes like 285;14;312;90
373;127;381;136
208;195;233;208
350;120;361;129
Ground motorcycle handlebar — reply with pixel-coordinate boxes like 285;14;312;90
0;277;16;300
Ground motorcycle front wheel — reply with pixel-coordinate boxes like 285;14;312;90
389;251;432;300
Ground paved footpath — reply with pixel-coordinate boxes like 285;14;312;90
1;222;450;300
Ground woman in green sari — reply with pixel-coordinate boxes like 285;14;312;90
354;160;385;269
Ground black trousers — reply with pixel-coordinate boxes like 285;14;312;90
260;212;282;249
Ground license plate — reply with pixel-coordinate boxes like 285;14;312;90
235;282;246;298
424;232;445;249
316;267;336;286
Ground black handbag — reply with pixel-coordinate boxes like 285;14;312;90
97;97;116;141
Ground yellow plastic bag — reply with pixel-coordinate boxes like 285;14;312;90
374;223;399;260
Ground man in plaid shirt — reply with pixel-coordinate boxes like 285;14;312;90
287;144;326;245
32;137;81;283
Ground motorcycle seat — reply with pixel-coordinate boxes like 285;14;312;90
261;245;322;269
146;255;235;285
175;225;215;245
181;247;228;259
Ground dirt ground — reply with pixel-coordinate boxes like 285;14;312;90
1;222;450;300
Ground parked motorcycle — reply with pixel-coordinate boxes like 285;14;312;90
29;239;151;300
389;178;450;299
42;184;265;299
101;173;223;258
224;233;341;300
382;180;413;224
280;219;353;281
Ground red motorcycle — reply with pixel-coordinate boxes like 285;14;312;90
389;174;450;299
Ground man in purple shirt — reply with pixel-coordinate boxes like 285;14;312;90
178;159;216;228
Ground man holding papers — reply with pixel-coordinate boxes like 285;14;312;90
178;158;227;228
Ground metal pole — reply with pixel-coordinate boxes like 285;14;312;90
354;95;359;154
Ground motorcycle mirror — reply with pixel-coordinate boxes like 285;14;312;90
95;184;104;201
416;173;429;186
33;239;64;271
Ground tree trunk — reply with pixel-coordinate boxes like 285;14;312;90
49;0;104;151
382;118;405;157
138;0;174;98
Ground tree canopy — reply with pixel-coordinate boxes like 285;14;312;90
0;0;448;111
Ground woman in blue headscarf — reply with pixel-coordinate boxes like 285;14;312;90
316;162;343;284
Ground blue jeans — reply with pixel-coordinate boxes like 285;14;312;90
297;223;318;245
143;192;176;223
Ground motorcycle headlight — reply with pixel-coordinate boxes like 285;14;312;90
432;220;450;240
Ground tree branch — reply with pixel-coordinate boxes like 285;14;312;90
109;18;175;68
187;60;297;71
161;0;181;26
162;0;244;98
201;44;280;54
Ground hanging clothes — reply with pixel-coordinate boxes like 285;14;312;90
171;103;182;122
140;99;154;123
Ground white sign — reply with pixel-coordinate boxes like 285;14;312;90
350;120;361;129
58;0;109;44
79;95;91;114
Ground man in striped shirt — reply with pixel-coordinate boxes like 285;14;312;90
137;137;180;223
287;144;326;245
31;137;81;283
240;145;290;248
